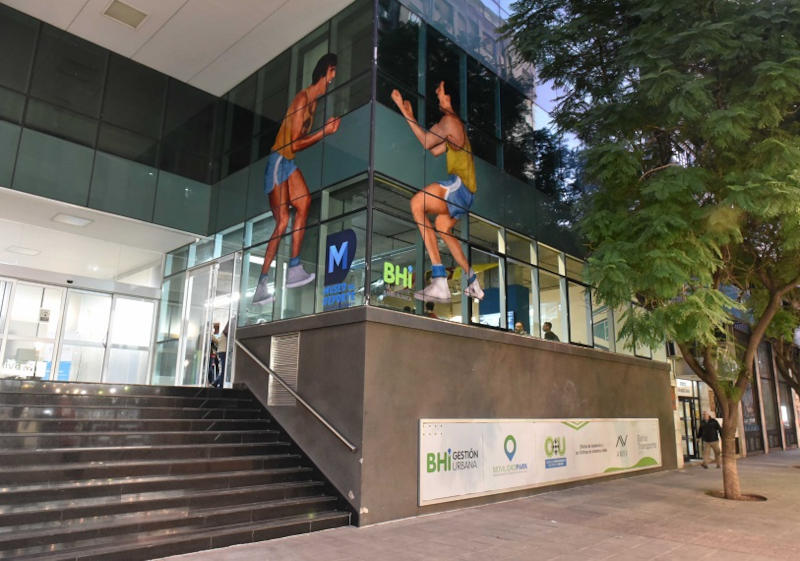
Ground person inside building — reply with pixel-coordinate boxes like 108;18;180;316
252;53;341;305
697;411;722;468
211;322;229;388
514;321;526;335
543;321;559;341
424;301;439;318
390;82;483;304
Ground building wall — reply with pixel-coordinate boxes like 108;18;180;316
236;306;677;525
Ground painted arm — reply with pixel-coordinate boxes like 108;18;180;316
391;89;447;155
289;92;340;153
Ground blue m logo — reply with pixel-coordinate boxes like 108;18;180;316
324;229;357;285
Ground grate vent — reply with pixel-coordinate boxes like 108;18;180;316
103;0;148;29
268;333;300;406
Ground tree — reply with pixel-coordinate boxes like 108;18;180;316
765;289;800;396
503;0;800;498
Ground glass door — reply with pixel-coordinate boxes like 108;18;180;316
57;290;112;382
104;296;156;385
210;254;239;388
0;281;65;379
178;265;214;386
679;396;701;461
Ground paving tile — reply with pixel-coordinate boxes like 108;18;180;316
155;450;800;561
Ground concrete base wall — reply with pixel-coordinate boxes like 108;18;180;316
236;307;677;526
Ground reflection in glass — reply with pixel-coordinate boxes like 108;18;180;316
538;269;564;341
538;243;561;274
7;284;63;339
378;0;420;91
62;290;112;344
592;302;612;351
567;281;591;346
58;344;105;382
469;248;503;328
370;210;419;313
614;303;634;356
507;260;536;336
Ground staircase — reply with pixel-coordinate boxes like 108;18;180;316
0;379;352;560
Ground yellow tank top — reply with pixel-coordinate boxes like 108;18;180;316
446;132;476;193
272;93;316;160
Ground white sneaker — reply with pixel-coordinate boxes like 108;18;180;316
252;276;274;305
414;277;451;303
464;277;484;301
285;263;316;288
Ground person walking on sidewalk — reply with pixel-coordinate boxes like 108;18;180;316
697;411;722;468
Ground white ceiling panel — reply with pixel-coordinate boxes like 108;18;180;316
132;0;289;84
188;0;353;95
1;0;89;29
66;0;188;58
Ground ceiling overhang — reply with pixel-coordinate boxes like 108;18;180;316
1;0;355;96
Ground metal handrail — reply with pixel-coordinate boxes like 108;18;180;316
235;340;357;452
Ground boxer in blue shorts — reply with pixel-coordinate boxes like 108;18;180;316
391;82;483;303
252;54;340;305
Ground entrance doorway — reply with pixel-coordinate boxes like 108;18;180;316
679;396;701;461
166;253;239;387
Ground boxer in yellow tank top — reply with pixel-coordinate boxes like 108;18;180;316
252;54;340;305
391;81;484;304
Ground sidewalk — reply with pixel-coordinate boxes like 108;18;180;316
160;450;800;561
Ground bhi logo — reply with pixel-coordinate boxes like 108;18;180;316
324;229;357;286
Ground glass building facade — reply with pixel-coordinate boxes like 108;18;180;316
0;0;664;387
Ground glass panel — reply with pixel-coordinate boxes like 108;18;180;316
110;298;154;347
62;290;112;344
57;344;104;382
568;281;591;346
467;57;497;138
321;91;371;187
7;283;63;338
152;339;179;386
378;0;420;91
13;129;94;206
0;4;38;93
24;98;98;147
156;274;185;342
330;0;373;85
165;247;189;276
0;121;21;186
538;243;561;274
370;210;419;313
506;260;535;336
89;152;157;222
104;348;149;385
254;50;291;161
538;269;563;342
29;26;106;117
180;267;213;386
652;340;668;363
96;122;158;166
468;216;500;253
293;23;330;97
614;303;634;356
592;302;612;351
103;54;166;138
779;382;796;430
469;248;503;328
318;215;366;313
500;81;534;182
1;340;54;379
757;344;780;432
0;280;11;333
506;231;533;264
220;225;244;256
160;80;216;183
0;86;25;123
566;256;585;282
153;171;211;234
425;27;462;127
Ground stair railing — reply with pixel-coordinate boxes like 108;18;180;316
235;340;357;452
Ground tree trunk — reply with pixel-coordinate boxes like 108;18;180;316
720;401;742;499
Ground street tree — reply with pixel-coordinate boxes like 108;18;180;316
503;0;800;498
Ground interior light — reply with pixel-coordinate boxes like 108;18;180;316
103;0;148;29
52;214;93;227
5;246;40;256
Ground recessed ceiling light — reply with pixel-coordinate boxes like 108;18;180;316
6;246;40;256
52;213;93;227
103;0;148;29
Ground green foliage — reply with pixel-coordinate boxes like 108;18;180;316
504;0;800;396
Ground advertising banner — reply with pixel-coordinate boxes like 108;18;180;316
419;418;661;505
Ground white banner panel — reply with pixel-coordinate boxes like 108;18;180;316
419;418;661;505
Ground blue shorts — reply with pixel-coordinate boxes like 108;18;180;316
439;174;474;219
264;152;298;195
